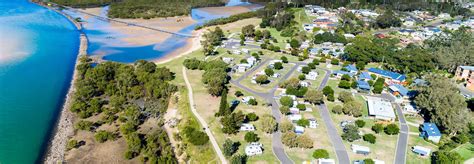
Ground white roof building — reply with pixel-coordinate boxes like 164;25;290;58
295;125;305;134
318;158;335;164
412;146;431;156
240;123;255;131
242;96;255;104
367;96;396;121
309;119;318;128
300;81;311;87
306;71;318;80
247;56;257;66
351;144;370;155
237;63;251;73
288;114;302;122
245;142;263;156
222;57;234;64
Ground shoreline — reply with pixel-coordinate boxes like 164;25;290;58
32;1;87;163
154;30;203;64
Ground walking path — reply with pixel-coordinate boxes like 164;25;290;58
316;68;351;164
182;67;227;164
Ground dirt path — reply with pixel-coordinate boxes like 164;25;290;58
182;67;227;164
465;158;474;164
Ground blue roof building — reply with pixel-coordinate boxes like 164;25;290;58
358;72;373;81
420;123;441;143
389;84;409;97
357;80;371;91
332;70;355;77
309;48;320;54
368;68;406;82
344;65;358;73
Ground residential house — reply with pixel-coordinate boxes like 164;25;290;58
455;66;474;91
306;71;318;80
237;64;251;73
318;158;335;164
351;144;370;155
240;123;255;131
295;125;305;134
309;119;318;128
222;57;234;64
368;68;406;84
367;96;396;121
242;96;255;104
344;64;358;74
344;33;355;39
288;114;302;122
403;103;418;113
420;123;441;143
332;70;355;78
290;107;300;114
412;146;431;156
245;142;263;156
241;48;250;54
247;56;257;66
388;84;412;102
358;72;373;81
300;81;311;87
357;80;371;92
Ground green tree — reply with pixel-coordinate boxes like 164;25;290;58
280;120;294;133
375;10;401;28
363;134;376;144
280;106;290;115
332;105;343;114
355;120;366;128
296;134;314;149
302;66;311;74
343;101;362;117
415;75;469;135
304;90;324;104
94;130;116;143
246;113;258;122
265;68;274;76
221;111;245;134
223;139;239;157
183;126;209;145
235;91;244;97
322;86;334;96
312;149;329;159
290;39;301;50
338;91;354;103
260;115;277;134
230;154;247;164
67;139;80;150
338;80;351;89
280;96;294;107
274;62;283;70
216;89;230;117
372;123;384;133
281;56;288;63
364;159;375;164
255;75;269;85
385;124;400;135
242;25;255;37
296;104;306;111
297;119;310;127
282;131;298;147
432;151;463;164
342;125;360;142
244;132;260;142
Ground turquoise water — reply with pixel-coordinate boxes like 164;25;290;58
0;0;79;163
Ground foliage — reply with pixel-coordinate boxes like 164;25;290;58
94;130;116;143
372;77;385;94
74;120;94;131
255;75;269;84
312;149;329;159
244;132;260;142
235;91;244;97
196;11;258;30
216;89;230;117
384;124;400;135
202;27;225;56
372;123;384;133
415;75;469;135
313;32;347;44
281;56;288;63
279;106;290;115
322;86;334;96
332;105;343;114
67;139;80;150
280;120;294;133
342;101;362;117
363;134;376;144
338;80;351;89
280;96;294;107
183;126;209;145
260;115;277;134
221;111;245;134
274;62;283;70
342;125;360;142
432;151;463;164
355;120;366;128
375;10;401;29
297;118;310;127
296;133;314;149
223;139;239;157
265;68;274;76
364;159;375;164
246;113;258;122
304;90;324;104
184;59;228;96
296;104;306;111
338;91;354;103
230;154;247;164
247;98;258;106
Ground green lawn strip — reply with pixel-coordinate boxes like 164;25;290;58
452;143;474;161
407;136;438;164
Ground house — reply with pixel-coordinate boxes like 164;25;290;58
295;125;305;134
412;146;431;156
310;48;320;55
332;70;355;78
272;73;281;78
309;119;318;128
420;123;441;143
357;80;371;92
300;81;311;87
222;57;234;64
242;96;255;104
367;96;396;121
455;66;474;91
388;84;412;102
241;48;250;54
240;123;255;131
306;71;318;80
237;64;251;73
344;64;358;74
344;33;355;39
290;107;300;114
318;158;335;164
288;114;302;122
368;68;406;84
245;142;263;156
403;103;418;113
351;144;370;155
247;56;257;66
354;159;385;164
358;72;373;81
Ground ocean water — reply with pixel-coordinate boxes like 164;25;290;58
0;0;79;163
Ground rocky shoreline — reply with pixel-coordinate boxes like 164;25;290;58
32;1;88;163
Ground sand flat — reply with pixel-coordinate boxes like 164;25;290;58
198;5;259;16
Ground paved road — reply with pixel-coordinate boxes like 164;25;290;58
316;68;351;164
230;61;301;164
394;103;409;164
183;67;227;164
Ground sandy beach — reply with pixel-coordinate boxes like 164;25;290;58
198;4;260;16
154;30;203;64
80;7;197;46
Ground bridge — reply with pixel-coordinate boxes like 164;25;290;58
53;3;196;38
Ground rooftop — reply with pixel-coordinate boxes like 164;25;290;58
368;68;406;81
389;84;409;97
422;123;441;137
367;96;395;119
460;66;474;71
344;64;358;72
357;80;371;90
359;72;373;80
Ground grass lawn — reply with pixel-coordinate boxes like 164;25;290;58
453;143;474;161
284;107;338;163
407;136;438;164
240;62;295;93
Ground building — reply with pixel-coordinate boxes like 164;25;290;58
237;64;251;73
290;107;300;114
368;68;406;84
247;56;257;66
388;84;412;102
351;144;370;155
295;125;305;134
344;64;358;74
222;57;234;64
306;71;318;80
300;81;311;87
309;119;318;128
412;146;431;156
240;123;255;131
332;70;355;78
245;142;263;156
367;96;396;121
318;158;335;164
354;159;385;164
358;72;373;81
403;103;418;113
455;66;474;91
288;114;302;122
357;80;371;92
242;96;255;104
420;123;441;143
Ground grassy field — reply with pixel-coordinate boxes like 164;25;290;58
453;143;474;161
240;62;295;93
407;136;438;164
